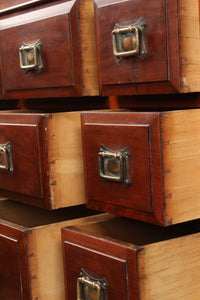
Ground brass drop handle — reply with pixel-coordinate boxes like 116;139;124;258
77;269;108;300
112;18;147;58
98;145;131;187
19;40;43;72
0;142;14;174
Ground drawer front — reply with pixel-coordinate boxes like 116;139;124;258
81;112;164;225
0;0;81;99
63;229;139;300
0;0;49;12
63;218;200;300
94;0;179;95
0;0;25;10
0;226;29;300
0;114;49;207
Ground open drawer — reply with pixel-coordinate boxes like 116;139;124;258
81;109;200;226
62;215;200;299
94;0;200;95
0;0;82;99
0;0;99;98
0;198;106;300
0;110;86;209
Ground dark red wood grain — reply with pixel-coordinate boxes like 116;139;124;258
81;111;165;225
0;223;30;300
0;0;82;99
0;113;50;209
94;0;180;95
62;226;140;300
0;0;53;15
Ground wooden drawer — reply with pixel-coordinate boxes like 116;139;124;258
0;0;99;98
0;0;81;99
0;111;85;209
81;109;200;226
0;0;49;12
62;216;200;300
94;0;200;95
0;198;105;300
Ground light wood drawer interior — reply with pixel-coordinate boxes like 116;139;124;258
0;198;107;300
81;109;200;226
0;110;86;209
62;215;200;300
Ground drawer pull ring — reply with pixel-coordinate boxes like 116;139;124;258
112;18;147;59
0;142;14;173
19;40;43;72
77;268;108;300
98;145;131;187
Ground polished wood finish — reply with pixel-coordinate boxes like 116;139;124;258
94;0;200;96
0;198;105;300
0;0;81;99
0;0;100;99
0;111;86;209
94;0;177;95
1;0;199;99
62;216;200;300
0;0;50;13
0;113;49;208
0;225;29;300
81;110;200;225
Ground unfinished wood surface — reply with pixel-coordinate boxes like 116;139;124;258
79;0;99;96
139;232;200;299
62;217;200;300
26;213;111;300
0;199;112;300
179;0;200;92
81;109;200;225
161;109;200;224
0;111;88;209
81;111;164;225
46;112;85;209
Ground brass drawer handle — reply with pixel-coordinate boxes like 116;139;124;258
98;145;131;187
19;40;43;72
0;142;14;174
112;18;147;59
77;269;108;300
